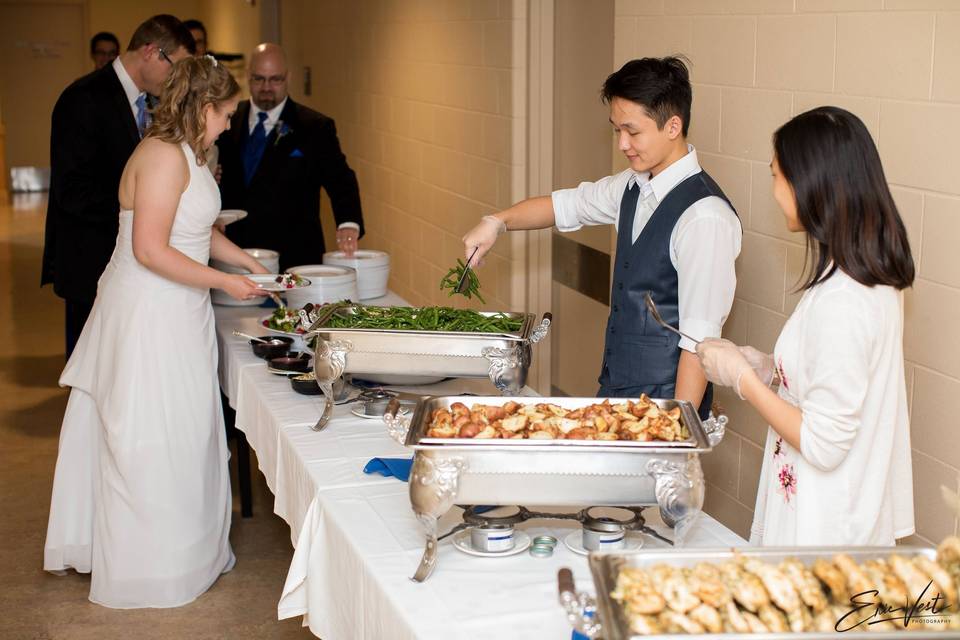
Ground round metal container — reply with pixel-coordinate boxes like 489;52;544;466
533;535;558;547
529;544;553;558
581;519;625;551
469;524;515;553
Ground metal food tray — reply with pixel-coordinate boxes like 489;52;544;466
406;396;706;451
304;306;551;394
583;547;954;639
384;396;727;582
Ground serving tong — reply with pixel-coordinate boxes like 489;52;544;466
643;292;700;345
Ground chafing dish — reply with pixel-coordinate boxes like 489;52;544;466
559;547;957;639
384;395;726;581
300;305;551;394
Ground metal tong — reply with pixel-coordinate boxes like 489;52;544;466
456;247;480;294
643;292;700;345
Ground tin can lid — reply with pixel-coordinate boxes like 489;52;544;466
533;535;558;547
529;544;554;557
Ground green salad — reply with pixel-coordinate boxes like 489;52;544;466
321;304;522;333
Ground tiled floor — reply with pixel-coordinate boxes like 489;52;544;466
0;194;311;639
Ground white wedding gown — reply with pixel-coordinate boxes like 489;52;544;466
44;142;235;608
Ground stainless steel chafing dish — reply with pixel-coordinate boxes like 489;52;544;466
299;305;552;395
384;395;727;581
559;547;958;639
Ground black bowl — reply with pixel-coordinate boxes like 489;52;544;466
250;336;294;359
269;352;312;373
290;374;324;395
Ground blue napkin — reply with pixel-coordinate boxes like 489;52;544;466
363;457;413;481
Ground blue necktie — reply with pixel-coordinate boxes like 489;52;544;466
135;94;147;138
243;112;269;185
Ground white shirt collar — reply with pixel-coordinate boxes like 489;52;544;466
628;144;701;203
249;97;288;131
112;57;143;112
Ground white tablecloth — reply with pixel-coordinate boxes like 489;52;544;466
214;295;747;639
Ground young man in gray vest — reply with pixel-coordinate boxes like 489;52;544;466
462;56;741;419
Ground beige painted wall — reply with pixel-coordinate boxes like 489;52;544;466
280;0;523;314
616;0;960;544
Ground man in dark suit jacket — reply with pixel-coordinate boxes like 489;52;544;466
217;43;364;272
41;15;195;358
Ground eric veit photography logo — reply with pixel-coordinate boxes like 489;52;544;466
835;580;954;631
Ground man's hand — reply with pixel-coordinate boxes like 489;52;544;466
336;227;359;256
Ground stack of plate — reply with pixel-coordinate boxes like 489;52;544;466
322;250;390;299
284;264;359;308
211;248;281;306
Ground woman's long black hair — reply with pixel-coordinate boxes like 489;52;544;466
774;106;915;291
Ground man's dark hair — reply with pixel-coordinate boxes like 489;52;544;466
182;19;207;37
601;56;692;136
127;14;196;55
774;106;914;291
90;31;119;55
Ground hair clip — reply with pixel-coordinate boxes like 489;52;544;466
205;54;218;67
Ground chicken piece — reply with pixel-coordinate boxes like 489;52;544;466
720;601;751;633
813;558;849;603
937;535;960;587
812;605;840;632
914;554;958;603
780;558;829;613
648;564;701;614
611;568;666;616
657;610;705;634
758;603;790;632
626;613;661;635
862;559;908;608
688;563;730;609
688;603;722;633
888;554;933;605
834;553;874;597
741;557;802;618
741;610;770;633
718;561;769;613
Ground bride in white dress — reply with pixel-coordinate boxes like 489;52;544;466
44;56;269;608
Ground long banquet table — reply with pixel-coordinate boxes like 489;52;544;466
214;293;747;639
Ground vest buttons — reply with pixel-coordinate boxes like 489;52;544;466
618;282;623;290
606;349;612;355
624;261;629;269
613;305;619;312
610;327;616;334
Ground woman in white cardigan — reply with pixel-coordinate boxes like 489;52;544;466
696;107;915;547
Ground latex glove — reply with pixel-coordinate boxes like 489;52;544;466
462;215;506;268
695;338;755;399
739;345;775;386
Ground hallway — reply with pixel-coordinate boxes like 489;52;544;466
0;195;309;639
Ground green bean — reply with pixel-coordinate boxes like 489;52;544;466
318;303;521;333
439;259;486;304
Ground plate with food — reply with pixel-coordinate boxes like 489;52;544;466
260;307;305;336
249;273;311;292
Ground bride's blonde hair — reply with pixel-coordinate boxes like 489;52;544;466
147;55;239;165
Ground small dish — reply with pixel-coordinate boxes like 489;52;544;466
452;530;531;558
216;209;248;225
349;399;417;420
250;335;293;359
268;352;311;373
249;274;312;292
562;530;643;556
290;373;324;395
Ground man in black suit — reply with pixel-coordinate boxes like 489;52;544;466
41;15;195;358
217;43;364;271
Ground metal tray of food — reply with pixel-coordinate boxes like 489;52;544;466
384;396;728;582
304;307;552;394
574;545;959;639
310;306;536;340
404;395;709;451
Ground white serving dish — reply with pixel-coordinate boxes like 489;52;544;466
284;264;359;308
211;248;281;306
322;250;390;299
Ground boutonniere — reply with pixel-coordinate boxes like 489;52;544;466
274;120;293;146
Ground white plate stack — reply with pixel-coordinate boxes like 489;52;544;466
284;264;359;308
322;250;390;300
211;248;280;306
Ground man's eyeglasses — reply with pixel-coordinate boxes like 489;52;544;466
250;74;286;86
158;47;174;66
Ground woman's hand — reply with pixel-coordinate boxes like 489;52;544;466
220;274;269;301
695;338;757;399
739;345;776;386
462;215;506;268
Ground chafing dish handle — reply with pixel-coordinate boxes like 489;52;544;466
383;398;412;445
557;568;601;639
528;312;552;344
702;413;728;448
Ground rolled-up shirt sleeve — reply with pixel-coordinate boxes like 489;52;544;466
673;198;742;352
798;290;873;472
551;169;633;232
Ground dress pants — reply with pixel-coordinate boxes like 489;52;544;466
65;298;94;360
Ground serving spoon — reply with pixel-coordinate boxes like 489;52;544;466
232;329;286;345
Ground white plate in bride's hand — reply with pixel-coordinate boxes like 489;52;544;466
217;209;247;225
249;274;312;292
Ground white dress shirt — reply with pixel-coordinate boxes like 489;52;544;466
750;270;914;546
112;57;144;123
551;146;742;352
